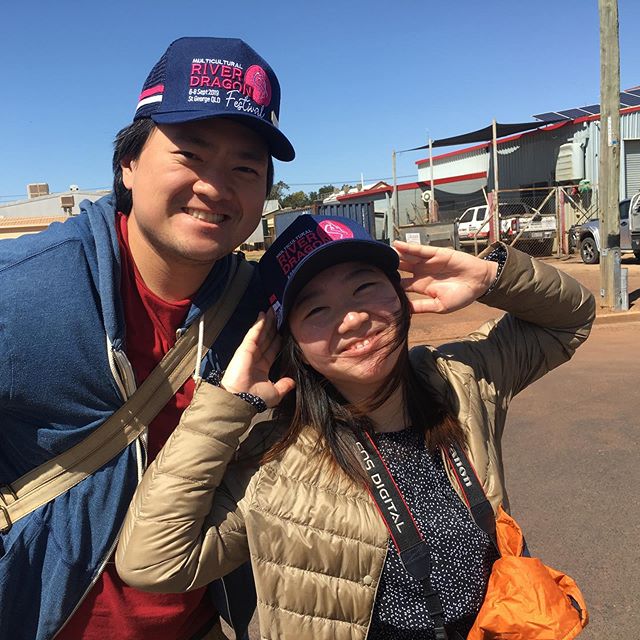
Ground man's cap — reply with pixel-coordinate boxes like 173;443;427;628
134;37;295;161
259;214;400;331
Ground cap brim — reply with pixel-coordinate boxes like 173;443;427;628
151;110;295;161
279;240;400;329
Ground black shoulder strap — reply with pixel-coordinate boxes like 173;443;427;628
443;443;497;546
355;433;449;640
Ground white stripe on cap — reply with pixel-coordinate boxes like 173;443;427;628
136;94;163;111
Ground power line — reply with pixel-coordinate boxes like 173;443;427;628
0;173;420;200
281;174;416;187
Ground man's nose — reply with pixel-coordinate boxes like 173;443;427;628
193;169;233;200
338;310;369;334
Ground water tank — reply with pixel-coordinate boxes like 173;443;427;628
555;143;584;182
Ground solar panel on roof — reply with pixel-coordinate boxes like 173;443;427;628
532;111;571;122
533;87;640;121
620;92;640;106
558;108;592;119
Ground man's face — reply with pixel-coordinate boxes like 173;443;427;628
122;118;268;271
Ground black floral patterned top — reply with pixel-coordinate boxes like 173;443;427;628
367;427;498;640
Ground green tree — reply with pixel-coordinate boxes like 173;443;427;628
269;180;289;201
318;185;336;200
281;191;311;209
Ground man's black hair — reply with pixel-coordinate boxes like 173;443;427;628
112;119;275;215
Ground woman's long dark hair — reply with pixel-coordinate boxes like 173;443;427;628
263;272;465;484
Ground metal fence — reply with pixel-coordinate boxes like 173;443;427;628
492;187;559;257
460;185;596;258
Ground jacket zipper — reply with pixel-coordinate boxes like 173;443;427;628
54;343;147;638
108;341;148;475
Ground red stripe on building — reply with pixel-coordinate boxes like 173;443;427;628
335;172;487;201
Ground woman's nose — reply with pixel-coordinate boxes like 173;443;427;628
338;310;369;334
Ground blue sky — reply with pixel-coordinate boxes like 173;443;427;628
2;0;640;201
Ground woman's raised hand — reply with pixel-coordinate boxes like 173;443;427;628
394;241;498;314
220;311;295;408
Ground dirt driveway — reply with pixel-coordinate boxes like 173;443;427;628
407;253;640;345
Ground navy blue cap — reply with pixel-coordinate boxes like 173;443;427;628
259;215;400;330
134;37;294;161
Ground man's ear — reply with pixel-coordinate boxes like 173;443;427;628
121;156;136;190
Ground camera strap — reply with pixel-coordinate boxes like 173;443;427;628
355;433;497;640
442;444;497;547
356;432;448;640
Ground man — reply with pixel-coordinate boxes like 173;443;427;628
0;37;294;640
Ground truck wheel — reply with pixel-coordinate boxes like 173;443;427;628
635;251;640;262
580;236;599;264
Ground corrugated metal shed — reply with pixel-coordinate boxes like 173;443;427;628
418;107;640;200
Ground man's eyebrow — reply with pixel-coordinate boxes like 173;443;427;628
236;148;269;163
173;134;267;162
174;133;209;149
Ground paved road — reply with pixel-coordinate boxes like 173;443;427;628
502;321;640;639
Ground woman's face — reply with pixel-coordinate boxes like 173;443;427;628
288;261;402;402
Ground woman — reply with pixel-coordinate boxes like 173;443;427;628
116;214;595;639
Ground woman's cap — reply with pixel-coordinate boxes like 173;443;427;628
259;214;400;330
133;36;295;161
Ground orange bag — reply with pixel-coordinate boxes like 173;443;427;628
468;507;589;640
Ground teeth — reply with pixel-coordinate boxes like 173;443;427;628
184;208;224;223
355;339;370;350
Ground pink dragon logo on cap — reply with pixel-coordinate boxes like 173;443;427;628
245;65;271;106
318;220;354;240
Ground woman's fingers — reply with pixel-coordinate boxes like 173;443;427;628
410;297;447;314
273;377;296;399
393;240;440;259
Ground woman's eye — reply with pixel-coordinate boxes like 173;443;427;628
177;150;197;160
354;282;376;294
305;306;327;319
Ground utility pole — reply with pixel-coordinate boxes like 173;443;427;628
391;150;399;240
491;119;500;243
428;138;437;222
598;0;622;309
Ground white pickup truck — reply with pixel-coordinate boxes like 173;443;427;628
457;203;557;254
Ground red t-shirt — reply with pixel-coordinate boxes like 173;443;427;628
57;213;214;639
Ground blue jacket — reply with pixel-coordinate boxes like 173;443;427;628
0;195;264;639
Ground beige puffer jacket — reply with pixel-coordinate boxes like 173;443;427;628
116;246;595;640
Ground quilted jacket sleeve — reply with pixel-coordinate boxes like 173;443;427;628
115;381;270;593
432;243;596;402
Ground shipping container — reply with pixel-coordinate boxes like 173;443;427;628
273;202;376;237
